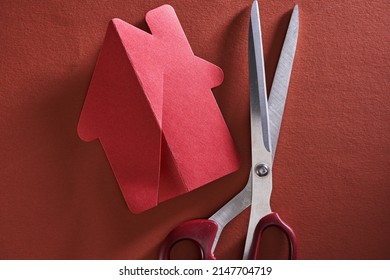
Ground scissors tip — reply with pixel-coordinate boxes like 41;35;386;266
291;4;299;25
293;4;299;15
251;0;260;18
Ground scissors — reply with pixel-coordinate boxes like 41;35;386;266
160;0;299;260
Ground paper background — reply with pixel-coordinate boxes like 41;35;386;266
1;0;389;259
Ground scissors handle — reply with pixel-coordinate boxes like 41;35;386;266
249;212;297;260
159;219;218;260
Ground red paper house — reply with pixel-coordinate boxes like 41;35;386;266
78;5;240;213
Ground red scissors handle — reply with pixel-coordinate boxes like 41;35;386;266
159;219;219;260
249;212;297;259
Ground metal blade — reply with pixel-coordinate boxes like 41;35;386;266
249;1;271;161
243;0;274;260
268;5;299;158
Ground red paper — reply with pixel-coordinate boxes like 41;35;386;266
77;4;240;213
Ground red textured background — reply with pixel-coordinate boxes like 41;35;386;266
1;0;389;259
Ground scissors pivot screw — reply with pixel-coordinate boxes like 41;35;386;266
255;164;269;177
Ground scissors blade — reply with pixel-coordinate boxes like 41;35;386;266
248;0;271;161
268;5;299;158
243;0;273;259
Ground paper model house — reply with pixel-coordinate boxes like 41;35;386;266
77;5;240;213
